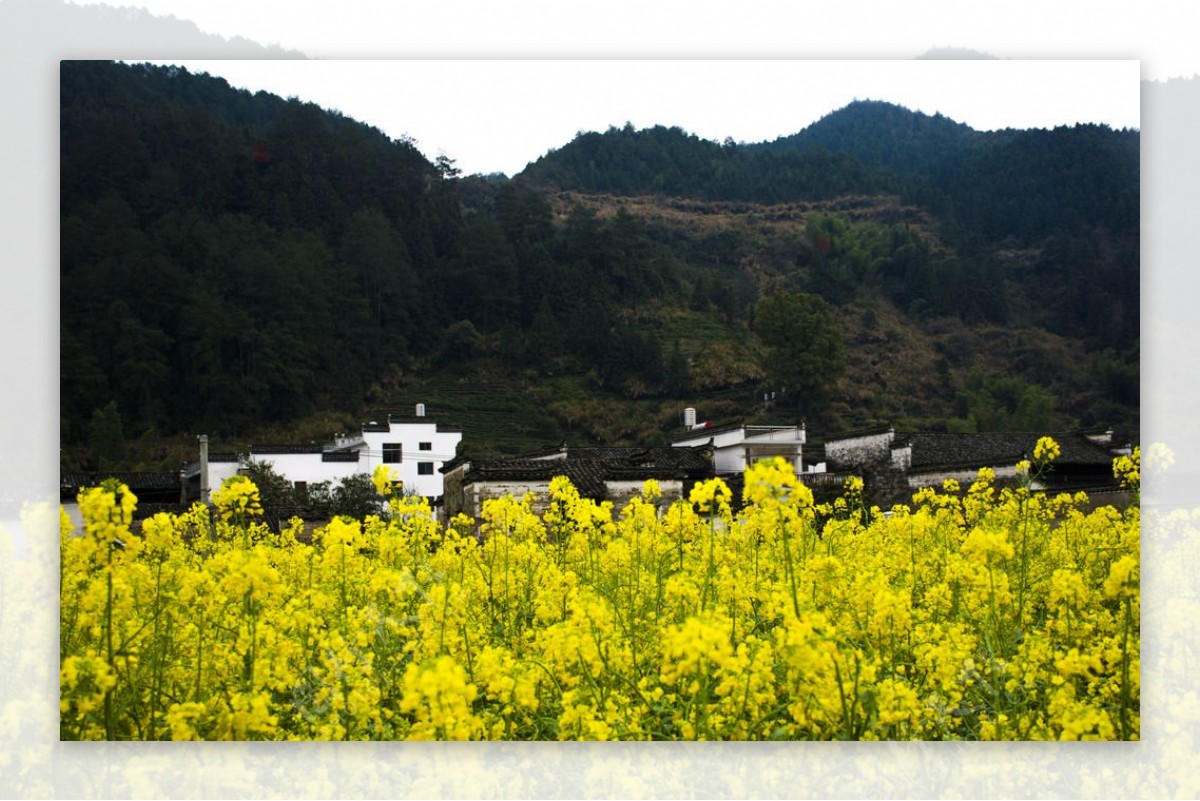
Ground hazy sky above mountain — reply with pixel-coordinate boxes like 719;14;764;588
57;0;1163;177
154;58;1140;177
71;0;1198;80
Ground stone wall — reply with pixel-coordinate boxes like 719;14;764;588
441;467;554;521
444;476;692;526
825;430;895;469
605;479;685;511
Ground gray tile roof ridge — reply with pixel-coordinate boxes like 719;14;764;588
824;424;897;441
899;431;1116;467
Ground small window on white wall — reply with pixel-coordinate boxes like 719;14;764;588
383;443;402;463
419;442;432;451
418;462;434;475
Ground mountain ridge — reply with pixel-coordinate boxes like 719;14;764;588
518;99;1138;244
59;60;1140;471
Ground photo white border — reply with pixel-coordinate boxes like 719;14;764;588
2;2;1193;797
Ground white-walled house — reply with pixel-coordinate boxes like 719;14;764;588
243;445;362;487
206;452;243;493
823;427;896;469
185;406;463;502
671;410;809;476
820;427;1128;508
323;413;463;498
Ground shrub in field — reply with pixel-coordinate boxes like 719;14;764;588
60;441;1140;740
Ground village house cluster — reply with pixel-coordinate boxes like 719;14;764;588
182;404;463;503
61;402;1134;529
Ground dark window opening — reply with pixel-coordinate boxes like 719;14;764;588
383;443;402;464
418;462;434;476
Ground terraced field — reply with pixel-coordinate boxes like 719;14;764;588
384;371;567;456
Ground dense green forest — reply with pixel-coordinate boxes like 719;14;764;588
60;61;1139;470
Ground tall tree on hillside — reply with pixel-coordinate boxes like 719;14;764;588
444;212;519;331
753;292;845;414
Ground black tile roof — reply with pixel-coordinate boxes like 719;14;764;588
460;445;715;500
61;471;182;503
900;432;1116;472
61;470;181;492
566;446;714;471
522;444;569;460
823;425;895;442
467;458;610;498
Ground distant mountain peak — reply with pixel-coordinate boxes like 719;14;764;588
916;46;1000;60
0;0;306;59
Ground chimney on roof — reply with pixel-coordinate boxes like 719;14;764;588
416;403;426;418
683;407;697;429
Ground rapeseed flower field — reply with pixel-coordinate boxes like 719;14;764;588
60;439;1139;740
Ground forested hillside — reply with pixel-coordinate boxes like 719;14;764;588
60;61;1139;470
522;102;1140;348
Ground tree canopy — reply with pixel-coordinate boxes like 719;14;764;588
753;292;846;416
59;61;1139;468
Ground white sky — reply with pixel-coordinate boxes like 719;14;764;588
74;0;1200;81
155;59;1140;177
62;0;1170;177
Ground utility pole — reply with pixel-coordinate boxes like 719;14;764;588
198;434;209;503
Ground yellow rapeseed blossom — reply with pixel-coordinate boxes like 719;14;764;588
372;464;397;496
1113;446;1140;491
962;526;1015;565
211;475;263;522
165;702;209;740
1102;554;1139;600
59;652;116;721
690;477;732;514
399;656;483;740
59;444;1139;741
77;480;137;546
1033;436;1061;463
140;511;176;556
743;458;813;509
